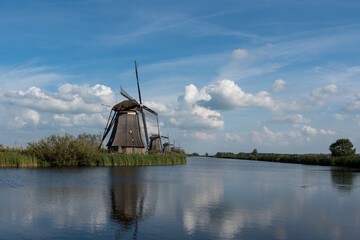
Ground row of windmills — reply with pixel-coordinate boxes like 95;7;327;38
99;61;174;154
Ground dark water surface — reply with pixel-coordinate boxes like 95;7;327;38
1;157;360;240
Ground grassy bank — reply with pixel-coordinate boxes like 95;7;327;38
0;133;186;168
0;151;41;168
0;151;186;168
96;152;186;166
215;152;360;168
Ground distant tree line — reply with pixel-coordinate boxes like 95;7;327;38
213;139;360;169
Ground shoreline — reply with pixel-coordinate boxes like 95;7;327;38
0;151;187;168
213;153;360;169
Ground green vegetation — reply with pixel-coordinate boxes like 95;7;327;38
0;150;39;167
214;152;360;168
27;133;101;166
96;152;186;166
0;133;186;168
329;138;356;157
212;139;360;168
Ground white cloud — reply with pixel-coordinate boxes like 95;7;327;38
310;84;338;99
251;126;300;145
53;113;107;128
11;109;41;128
280;84;339;111
302;125;317;136
53;114;72;127
225;133;244;142
333;114;347;120
23;109;40;125
13;116;27;128
182;84;210;105
193;131;216;140
319;129;337;135
232;49;249;59
343;93;360;113
146;85;224;130
270;114;310;124
0;64;68;90
0;84;115;114
202;79;275;110
271;79;286;92
302;125;336;136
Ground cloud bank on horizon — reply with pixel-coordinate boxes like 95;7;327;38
0;0;360;154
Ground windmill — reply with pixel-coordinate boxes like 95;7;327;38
99;61;161;153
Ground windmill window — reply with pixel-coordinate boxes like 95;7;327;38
132;138;135;142
129;129;133;134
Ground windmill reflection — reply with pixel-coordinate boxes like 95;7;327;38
330;168;357;192
110;167;157;239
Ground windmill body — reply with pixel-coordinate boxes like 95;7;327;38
106;100;145;154
99;61;162;154
149;135;162;153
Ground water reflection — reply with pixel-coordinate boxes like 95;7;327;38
110;167;157;239
330;168;357;192
1;159;360;240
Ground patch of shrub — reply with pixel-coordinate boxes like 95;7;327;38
27;133;101;166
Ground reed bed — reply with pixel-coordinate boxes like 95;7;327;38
96;153;187;166
0;151;186;168
0;151;40;168
215;152;360;169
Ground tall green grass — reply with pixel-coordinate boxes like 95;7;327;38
96;152;186;166
0;151;40;168
0;151;186;168
215;152;360;169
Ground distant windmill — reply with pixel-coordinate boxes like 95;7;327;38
148;135;169;153
99;61;161;153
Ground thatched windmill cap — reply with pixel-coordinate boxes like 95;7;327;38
112;100;138;111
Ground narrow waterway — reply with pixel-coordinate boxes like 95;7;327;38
0;157;359;240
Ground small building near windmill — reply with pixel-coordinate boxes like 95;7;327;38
107;100;145;154
163;142;171;153
149;135;162;153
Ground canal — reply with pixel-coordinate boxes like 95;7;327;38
0;157;359;239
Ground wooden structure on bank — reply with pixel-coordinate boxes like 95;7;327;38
99;61;162;154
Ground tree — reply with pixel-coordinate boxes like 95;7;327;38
329;138;356;157
251;148;258;157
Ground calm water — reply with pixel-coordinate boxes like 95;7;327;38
1;157;360;240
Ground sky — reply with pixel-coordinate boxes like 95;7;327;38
1;0;360;154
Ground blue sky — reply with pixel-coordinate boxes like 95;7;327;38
1;0;360;154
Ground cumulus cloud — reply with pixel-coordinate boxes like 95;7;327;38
333;113;347;120
0;65;67;90
251;126;300;145
232;49;249;59
310;84;338;99
280;84;339;111
193;131;216;140
342;93;360;113
302;125;336;136
225;133;244;142
271;79;287;92
269;114;310;124
0;84;115;114
302;125;317;136
12;109;41;128
201;80;275;110
146;84;224;130
0;83;116;134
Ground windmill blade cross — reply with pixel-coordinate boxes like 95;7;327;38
99;111;117;149
120;86;140;106
142;105;158;116
135;60;143;104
